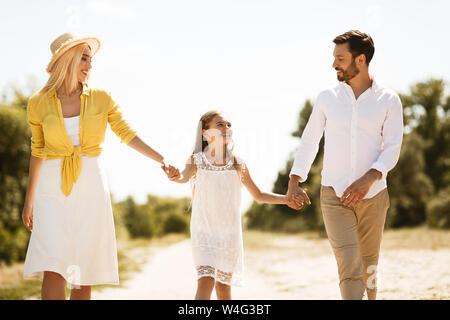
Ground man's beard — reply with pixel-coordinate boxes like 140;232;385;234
336;58;360;81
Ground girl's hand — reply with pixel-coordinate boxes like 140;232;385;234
22;203;33;231
161;164;181;181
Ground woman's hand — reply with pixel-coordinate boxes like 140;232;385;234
22;203;34;231
161;164;181;182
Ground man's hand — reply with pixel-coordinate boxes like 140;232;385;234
287;175;311;210
341;169;381;208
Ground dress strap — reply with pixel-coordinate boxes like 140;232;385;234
192;152;203;168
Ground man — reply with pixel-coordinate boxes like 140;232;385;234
286;30;403;300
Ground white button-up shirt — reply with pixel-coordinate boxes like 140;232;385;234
290;78;404;199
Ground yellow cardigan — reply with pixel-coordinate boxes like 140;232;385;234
27;84;137;196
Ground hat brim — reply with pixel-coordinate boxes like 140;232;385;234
46;37;101;73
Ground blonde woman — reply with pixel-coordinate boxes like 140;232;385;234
21;33;174;300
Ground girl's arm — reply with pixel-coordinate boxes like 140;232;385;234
242;163;288;205
22;155;45;231
173;163;196;184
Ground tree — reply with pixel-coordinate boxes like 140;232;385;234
0;92;32;264
400;79;450;228
387;132;434;227
245;100;325;232
401;79;450;191
245;78;450;232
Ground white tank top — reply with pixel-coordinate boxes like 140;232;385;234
63;116;80;146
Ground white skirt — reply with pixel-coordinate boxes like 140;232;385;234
23;155;119;286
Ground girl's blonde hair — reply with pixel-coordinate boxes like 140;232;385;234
191;110;244;173
40;43;88;95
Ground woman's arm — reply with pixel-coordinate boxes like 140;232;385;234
242;164;288;205
22;155;45;231
127;135;165;164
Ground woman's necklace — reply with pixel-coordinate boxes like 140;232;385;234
57;87;82;99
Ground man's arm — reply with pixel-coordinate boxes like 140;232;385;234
289;93;326;182
287;93;327;209
370;94;404;180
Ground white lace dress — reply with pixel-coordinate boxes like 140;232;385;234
190;152;245;286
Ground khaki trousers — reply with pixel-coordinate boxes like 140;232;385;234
320;185;390;300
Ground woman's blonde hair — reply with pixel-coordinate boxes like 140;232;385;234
40;43;88;95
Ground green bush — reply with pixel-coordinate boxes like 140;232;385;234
0;222;29;264
386;132;434;228
111;195;130;241
245;201;315;233
122;196;156;238
163;212;189;234
426;186;450;228
120;195;191;239
0;106;31;265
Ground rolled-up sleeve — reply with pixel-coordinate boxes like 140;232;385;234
107;93;137;144
289;93;326;182
371;94;404;180
27;99;46;158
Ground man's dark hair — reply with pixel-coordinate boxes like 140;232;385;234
333;30;375;65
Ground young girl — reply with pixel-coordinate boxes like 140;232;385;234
162;110;289;300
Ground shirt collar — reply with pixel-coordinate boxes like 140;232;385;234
371;78;381;93
339;76;380;100
81;82;90;96
47;82;90;98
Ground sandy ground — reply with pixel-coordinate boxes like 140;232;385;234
92;240;277;300
93;233;450;300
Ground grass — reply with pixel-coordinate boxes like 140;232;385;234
0;279;42;300
243;225;450;251
381;226;450;250
0;233;187;300
243;229;330;253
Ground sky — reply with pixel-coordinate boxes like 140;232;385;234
1;0;449;212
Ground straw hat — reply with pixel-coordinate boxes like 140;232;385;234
46;32;101;73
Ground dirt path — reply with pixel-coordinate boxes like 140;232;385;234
93;240;276;300
93;234;450;300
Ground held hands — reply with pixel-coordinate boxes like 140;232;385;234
286;178;311;210
161;163;181;182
